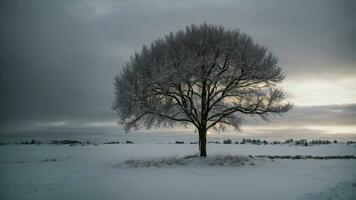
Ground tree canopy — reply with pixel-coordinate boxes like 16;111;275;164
113;23;292;156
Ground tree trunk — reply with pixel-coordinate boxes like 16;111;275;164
199;129;207;157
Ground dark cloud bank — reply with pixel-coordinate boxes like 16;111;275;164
0;0;355;140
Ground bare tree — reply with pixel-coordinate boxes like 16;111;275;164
113;23;292;156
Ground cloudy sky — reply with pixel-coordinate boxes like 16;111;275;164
1;0;355;140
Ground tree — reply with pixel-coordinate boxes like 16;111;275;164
113;23;292;156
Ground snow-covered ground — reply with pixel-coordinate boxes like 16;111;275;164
0;142;355;200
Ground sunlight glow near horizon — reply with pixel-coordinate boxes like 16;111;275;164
283;78;356;106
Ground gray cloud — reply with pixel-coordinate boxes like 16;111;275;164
259;104;356;127
0;0;355;138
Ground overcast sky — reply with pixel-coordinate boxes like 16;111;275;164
1;0;355;140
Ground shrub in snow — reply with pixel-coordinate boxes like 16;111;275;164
207;140;221;144
294;139;308;146
0;141;9;145
223;139;232;144
175;141;184;144
50;140;83;145
103;141;120;144
126;140;134;144
284;139;293;144
43;158;58;162
293;155;305;159
310;139;332;145
123;154;254;168
20;140;42;145
347;141;356;145
272;141;281;145
253;139;262;145
238;138;267;145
